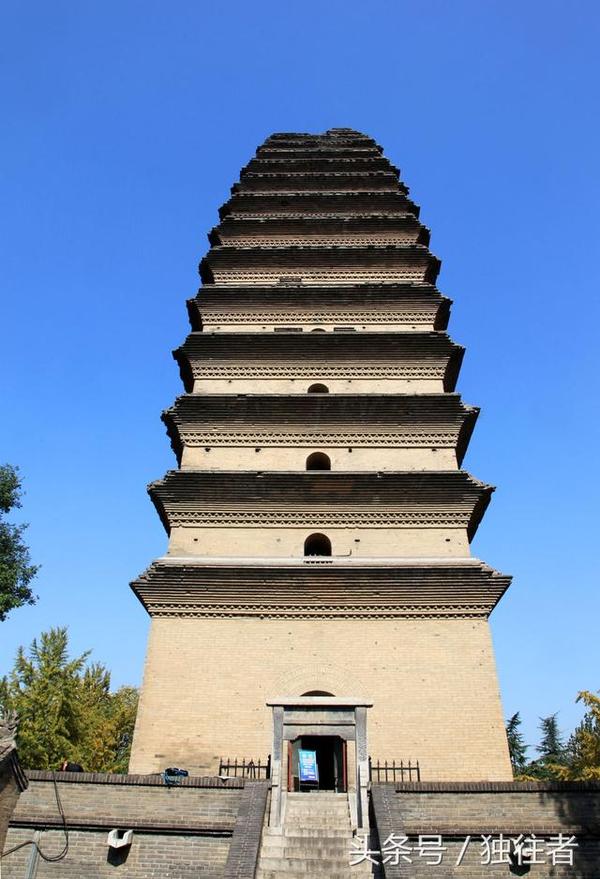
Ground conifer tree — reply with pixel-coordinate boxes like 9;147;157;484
537;714;565;763
505;712;528;776
527;713;566;779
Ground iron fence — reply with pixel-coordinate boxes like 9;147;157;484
368;758;420;783
218;756;271;780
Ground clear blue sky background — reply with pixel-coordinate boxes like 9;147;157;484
1;1;599;756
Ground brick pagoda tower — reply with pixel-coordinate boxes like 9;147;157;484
129;129;513;783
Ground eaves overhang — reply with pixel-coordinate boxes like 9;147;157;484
148;469;493;541
131;558;511;620
161;393;479;467
173;330;464;393
219;190;420;220
186;283;451;332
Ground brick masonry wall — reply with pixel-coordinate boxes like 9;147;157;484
130;616;512;781
11;773;243;828
3;828;230;878
370;782;600;878
0;762;20;857
2;775;268;879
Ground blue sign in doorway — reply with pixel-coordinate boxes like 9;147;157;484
298;749;319;784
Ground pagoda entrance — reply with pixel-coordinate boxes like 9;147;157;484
267;696;371;830
288;735;347;792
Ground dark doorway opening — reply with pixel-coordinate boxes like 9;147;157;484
306;452;331;471
304;533;332;556
288;735;347;792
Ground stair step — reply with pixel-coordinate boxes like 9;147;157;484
257;870;356;879
257;871;377;879
287;799;348;812
261;846;354;860
282;825;352;839
284;819;350;826
286;798;348;805
261;854;352;867
285;806;350;821
285;805;348;810
257;793;365;876
262;837;351;851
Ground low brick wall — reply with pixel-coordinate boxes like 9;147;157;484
0;752;27;857
371;781;600;878
2;771;268;879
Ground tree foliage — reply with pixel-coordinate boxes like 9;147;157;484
557;692;600;781
506;712;529;776
527;714;567;780
0;464;39;621
0;627;138;772
507;693;600;781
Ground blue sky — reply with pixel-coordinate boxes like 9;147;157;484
1;0;599;755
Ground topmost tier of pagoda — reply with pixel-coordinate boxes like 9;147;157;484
204;130;437;288
216;129;421;223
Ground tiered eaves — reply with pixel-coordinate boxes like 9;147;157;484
131;128;510;620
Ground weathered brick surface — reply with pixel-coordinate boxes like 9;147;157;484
12;776;243;828
3;776;249;879
371;782;600;878
0;764;20;856
0;751;27;856
130;617;512;781
224;782;269;878
3;828;229;878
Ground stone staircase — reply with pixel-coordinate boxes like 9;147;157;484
256;792;381;878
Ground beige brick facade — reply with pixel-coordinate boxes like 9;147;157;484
129;129;513;785
129;616;511;780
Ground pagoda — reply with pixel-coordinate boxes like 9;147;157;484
129;129;513;786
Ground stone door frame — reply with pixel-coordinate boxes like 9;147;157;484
266;696;372;830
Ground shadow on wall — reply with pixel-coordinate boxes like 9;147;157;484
538;785;600;877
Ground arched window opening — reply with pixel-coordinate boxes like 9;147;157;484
310;328;326;332
307;383;329;394
304;533;332;557
306;452;331;471
301;690;335;697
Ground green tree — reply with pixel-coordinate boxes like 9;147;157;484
506;712;529;776
537;714;566;762
0;464;39;621
558;691;600;781
77;664;138;772
527;714;566;779
0;628;88;768
0;627;138;772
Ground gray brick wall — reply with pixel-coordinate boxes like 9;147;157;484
2;774;259;879
0;751;27;857
371;782;600;879
3;828;230;878
224;782;269;879
0;764;19;856
12;776;243;829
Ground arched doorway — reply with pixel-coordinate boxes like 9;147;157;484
306;452;331;471
307;383;328;393
304;533;331;557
